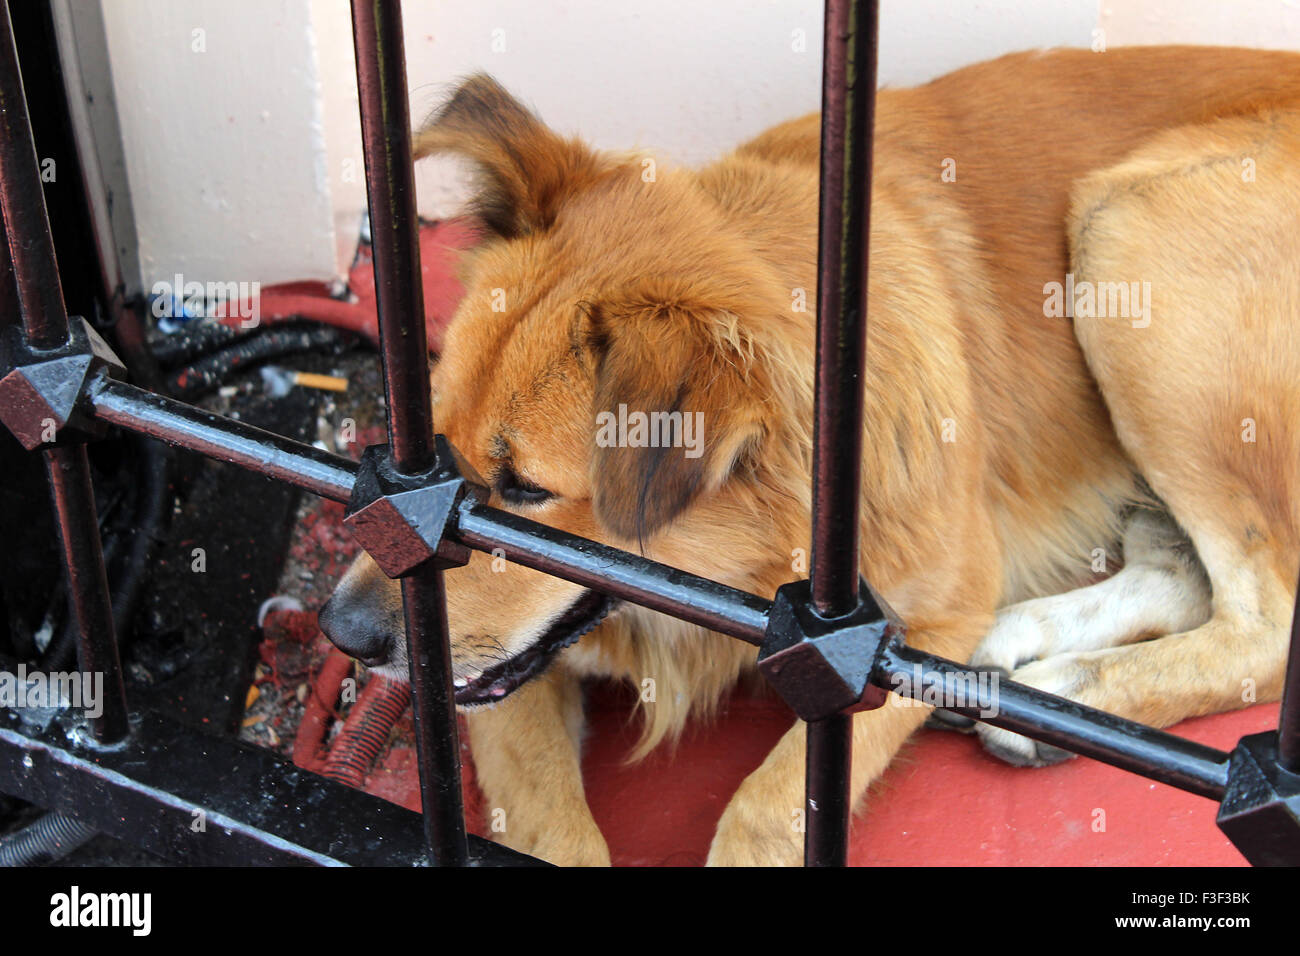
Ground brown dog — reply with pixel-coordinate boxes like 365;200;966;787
319;46;1300;865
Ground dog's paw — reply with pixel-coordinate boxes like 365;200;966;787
925;665;1010;733
706;790;804;867
925;708;977;732
975;654;1092;768
706;820;803;867
978;724;1076;767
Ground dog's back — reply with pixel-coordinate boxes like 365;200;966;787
732;46;1300;602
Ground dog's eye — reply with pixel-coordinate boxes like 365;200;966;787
496;467;554;506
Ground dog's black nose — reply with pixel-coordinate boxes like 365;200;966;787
318;596;391;665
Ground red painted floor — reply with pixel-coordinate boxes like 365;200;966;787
357;676;1270;866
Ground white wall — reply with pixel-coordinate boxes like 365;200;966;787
78;0;1300;296
98;0;338;292
1100;0;1300;47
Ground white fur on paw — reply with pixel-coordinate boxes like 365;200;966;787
976;655;1081;768
969;607;1049;673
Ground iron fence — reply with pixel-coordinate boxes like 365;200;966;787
0;0;1297;867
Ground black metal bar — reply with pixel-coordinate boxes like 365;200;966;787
803;0;880;868
805;712;852;861
398;566;471;858
75;373;1249;805
41;444;130;742
457;501;770;645
90;375;358;503
877;641;1232;800
350;0;434;473
350;0;467;867
0;0;68;350
811;0;878;619
1278;565;1300;773
0;0;129;745
79;372;1245;801
80;376;762;646
0;699;546;866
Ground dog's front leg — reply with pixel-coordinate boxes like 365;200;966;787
706;701;929;866
465;667;610;866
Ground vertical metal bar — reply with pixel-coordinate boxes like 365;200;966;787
804;712;853;865
0;0;129;744
349;0;468;866
1278;565;1300;773
42;445;130;741
805;0;880;867
350;0;434;474
0;0;69;349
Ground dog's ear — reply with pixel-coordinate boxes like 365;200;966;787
588;303;768;543
414;74;602;239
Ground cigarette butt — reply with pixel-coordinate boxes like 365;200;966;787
292;372;348;392
245;684;260;709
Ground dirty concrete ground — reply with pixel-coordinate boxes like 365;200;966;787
3;345;397;864
235;353;392;760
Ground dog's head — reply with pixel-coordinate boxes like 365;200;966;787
319;76;811;706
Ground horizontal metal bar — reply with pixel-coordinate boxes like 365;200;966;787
876;641;1232;800
0;699;545;866
89;375;359;503
77;383;1239;800
456;500;771;645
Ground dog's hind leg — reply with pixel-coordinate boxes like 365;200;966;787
931;509;1212;756
976;110;1300;767
974;524;1293;766
970;508;1211;675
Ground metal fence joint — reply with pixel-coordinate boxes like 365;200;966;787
758;576;898;722
0;317;124;449
343;436;489;577
1216;731;1300;866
